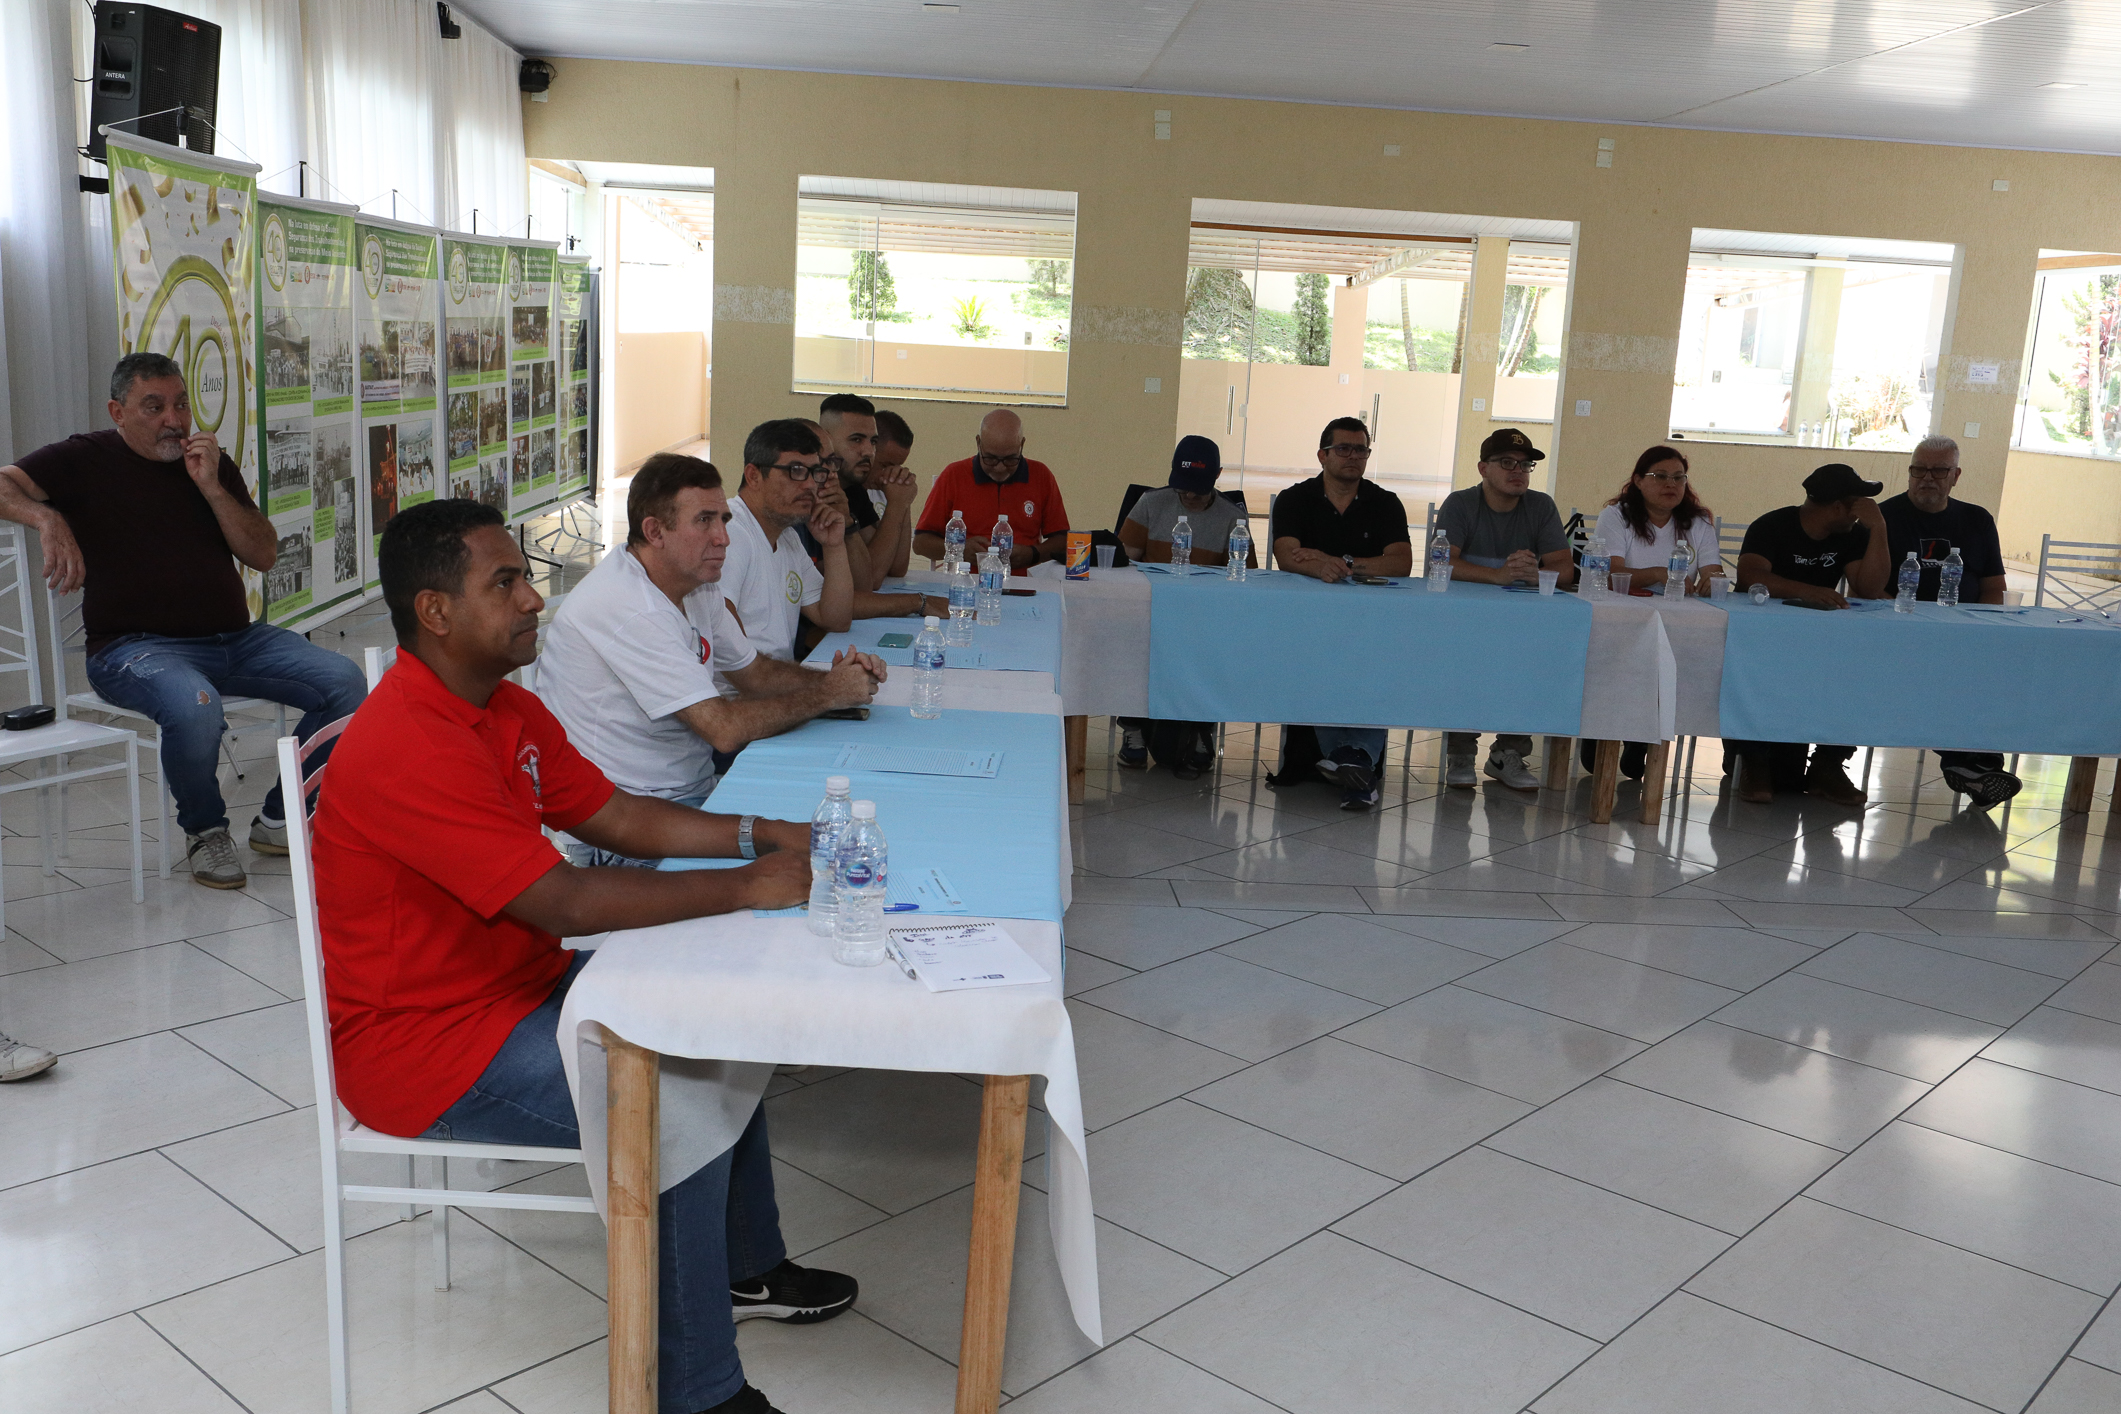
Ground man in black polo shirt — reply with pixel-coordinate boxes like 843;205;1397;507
1269;417;1413;809
1730;462;1892;807
1879;436;2019;808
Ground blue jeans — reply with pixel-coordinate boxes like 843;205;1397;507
423;952;786;1414
86;622;368;836
1314;726;1388;768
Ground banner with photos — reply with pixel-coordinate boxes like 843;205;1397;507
443;237;511;517
256;196;362;626
105;135;265;616
555;257;595;501
354;219;442;590
504;239;562;522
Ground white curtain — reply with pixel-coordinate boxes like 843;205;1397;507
301;0;444;222
438;12;527;237
0;0;103;463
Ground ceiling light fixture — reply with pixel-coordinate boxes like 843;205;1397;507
1488;41;1530;52
923;2;960;12
2041;81;2085;89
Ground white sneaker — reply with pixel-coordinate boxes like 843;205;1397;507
1486;749;1540;792
185;827;247;890
0;1033;57;1081
1445;755;1478;789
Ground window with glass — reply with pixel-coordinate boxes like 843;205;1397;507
2014;251;2121;458
793;178;1075;406
1671;230;1954;451
1491;245;1570;423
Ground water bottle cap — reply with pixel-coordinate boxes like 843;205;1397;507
924;615;939;628
959;562;971;573
826;775;851;792
851;800;877;819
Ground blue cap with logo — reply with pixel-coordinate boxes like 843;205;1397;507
1169;435;1222;492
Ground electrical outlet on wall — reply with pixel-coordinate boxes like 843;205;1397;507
1471;397;1486;412
1144;377;1162;394
1575;399;1592;416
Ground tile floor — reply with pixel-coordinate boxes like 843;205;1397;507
7;585;2121;1411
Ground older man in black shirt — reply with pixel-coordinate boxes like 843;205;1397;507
1730;462;1891;807
1268;417;1413;809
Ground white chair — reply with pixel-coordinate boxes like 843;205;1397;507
1717;519;1750;576
360;645;396;691
2033;535;2121;615
47;589;288;876
280;730;597;1414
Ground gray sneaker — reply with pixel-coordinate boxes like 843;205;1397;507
0;1033;57;1081
186;827;247;889
248;814;289;856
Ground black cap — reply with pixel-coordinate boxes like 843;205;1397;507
1169;434;1222;492
1802;462;1884;501
1479;428;1546;464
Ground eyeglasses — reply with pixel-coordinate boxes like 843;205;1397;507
1326;443;1373;458
769;461;821;482
1487;457;1535;474
1640;471;1689;485
1907;465;1956;479
976;452;1022;470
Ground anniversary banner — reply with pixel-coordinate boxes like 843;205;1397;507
354;217;442;590
443;236;510;514
504;239;561;522
256;195;361;626
556;256;595;502
105;135;264;616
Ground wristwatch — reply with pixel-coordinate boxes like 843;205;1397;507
738;815;759;860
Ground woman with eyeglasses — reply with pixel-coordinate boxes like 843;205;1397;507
1594;445;1722;596
1582;446;1722;779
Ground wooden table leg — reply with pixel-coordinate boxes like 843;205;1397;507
956;1075;1030;1414
1542;737;1572;790
1588;740;1621;825
1639;742;1671;825
1064;716;1087;805
2066;757;2100;813
607;1030;660;1414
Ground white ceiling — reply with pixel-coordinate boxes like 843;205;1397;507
457;0;2121;155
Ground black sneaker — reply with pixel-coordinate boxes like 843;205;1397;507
1966;769;2023;810
1315;746;1375;795
1339;781;1381;811
730;1259;857;1324
698;1385;783;1414
1118;726;1149;769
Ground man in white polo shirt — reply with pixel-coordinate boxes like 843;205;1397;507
537;453;884;862
721;419;858;662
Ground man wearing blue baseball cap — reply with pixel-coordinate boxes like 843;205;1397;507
1115;435;1255;776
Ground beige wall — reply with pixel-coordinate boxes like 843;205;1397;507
1999;449;2121;562
613;330;706;467
526;64;2121;537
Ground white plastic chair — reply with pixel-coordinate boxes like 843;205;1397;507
2033;535;2121;615
48;589;288;876
280;730;596;1414
360;645;396;691
1717;520;1750;576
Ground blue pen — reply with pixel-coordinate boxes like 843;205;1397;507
885;902;920;912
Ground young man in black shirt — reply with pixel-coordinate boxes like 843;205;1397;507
1269;417;1412;809
1731;463;1891;807
1878;436;2020;808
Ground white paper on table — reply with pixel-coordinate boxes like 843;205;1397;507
888;866;967;912
831;743;1002;776
890;922;1053;991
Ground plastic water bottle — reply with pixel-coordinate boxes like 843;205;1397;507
911;615;945;719
1895;550;1920;612
942;510;967;571
991;515;1014;572
806;775;853;937
1171;515;1193;568
832;802;888;967
1426;526;1451;593
1226;518;1251;581
1665;538;1694;598
1582;534;1610;595
946;561;974;646
1939;547;1964;607
976;547;1004;626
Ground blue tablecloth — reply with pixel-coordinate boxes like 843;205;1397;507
1147;574;1593;733
810;596;1062;673
660;705;1065;921
1718;599;2121;755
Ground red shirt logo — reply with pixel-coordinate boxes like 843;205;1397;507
695;630;711;664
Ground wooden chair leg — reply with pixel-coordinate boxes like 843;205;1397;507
1639;742;1671;825
955;1075;1030;1414
1588;740;1621;824
607;1030;660;1414
2066;756;2100;813
1543;736;1572;790
1064;716;1086;804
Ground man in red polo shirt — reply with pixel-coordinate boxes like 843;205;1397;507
312;499;851;1414
912;407;1071;574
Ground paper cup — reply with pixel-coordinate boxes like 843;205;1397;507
1609;572;1633;596
1537;569;1559;595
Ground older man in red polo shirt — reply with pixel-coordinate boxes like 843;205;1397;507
912;407;1071;574
312;499;852;1414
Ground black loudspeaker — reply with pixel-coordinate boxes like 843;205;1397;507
87;4;222;160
